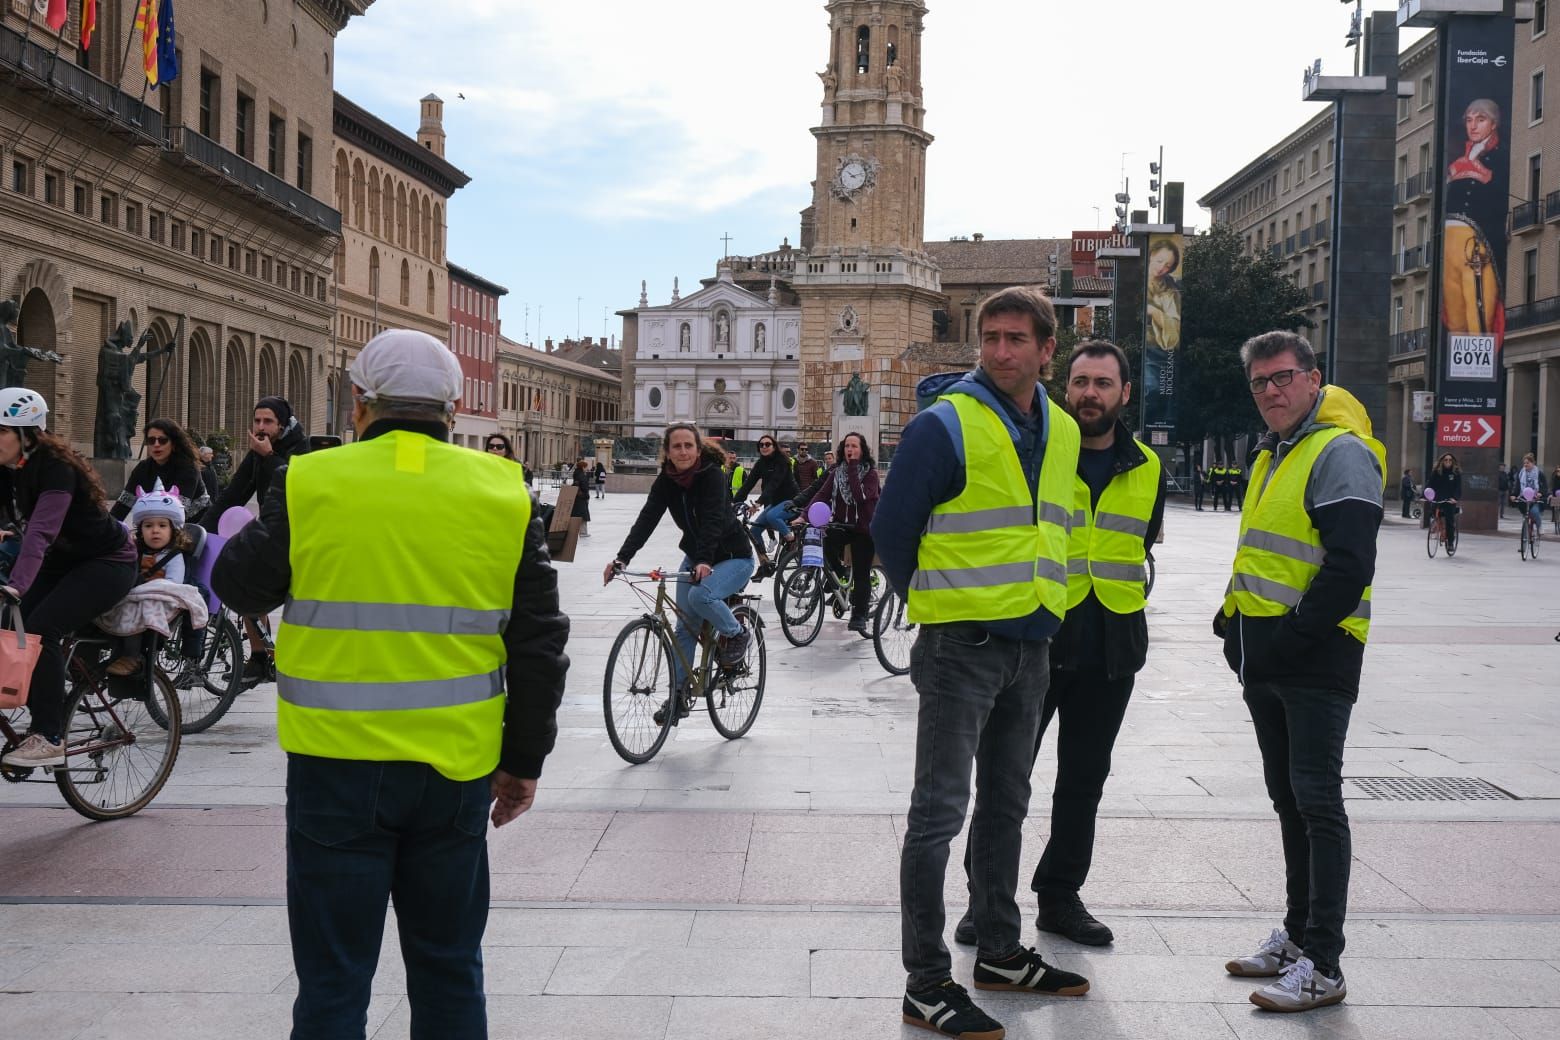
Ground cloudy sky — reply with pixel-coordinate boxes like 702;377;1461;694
334;0;1423;347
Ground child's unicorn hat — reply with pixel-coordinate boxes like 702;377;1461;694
129;479;184;530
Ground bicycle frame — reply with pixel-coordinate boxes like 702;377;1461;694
0;635;146;780
618;570;720;697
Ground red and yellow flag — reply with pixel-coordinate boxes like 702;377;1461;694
134;0;160;86
80;0;96;50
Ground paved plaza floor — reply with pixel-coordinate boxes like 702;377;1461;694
2;492;1557;1038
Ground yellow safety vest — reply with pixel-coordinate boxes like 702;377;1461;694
1223;429;1373;643
1066;440;1160;614
908;392;1080;625
276;430;530;781
730;465;744;494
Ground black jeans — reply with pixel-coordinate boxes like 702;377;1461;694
901;624;1047;989
1030;669;1135;896
286;754;492;1040
824;528;874;618
1243;682;1353;973
18;554;136;740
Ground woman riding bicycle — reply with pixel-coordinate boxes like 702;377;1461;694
1426;452;1462;540
1510;453;1548;532
112;418;210;526
605;423;755;699
796;431;881;634
0;389;137;768
734;432;799;580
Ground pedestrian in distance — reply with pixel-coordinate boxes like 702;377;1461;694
1498;462;1509;517
212;329;570;1040
1193;461;1206;510
873;286;1088;1040
949;339;1164;954
1230;462;1246;510
1210;462;1227;510
570;458;592;537
1216;330;1384;1013
197;445;220;505
1399;468;1416;519
795;443;825;488
593;459;607;500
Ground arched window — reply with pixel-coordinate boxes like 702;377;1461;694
368;168;381;236
887;26;899;68
334;242;346;284
433;203;444;262
351;159;365;229
368;247;380;300
421;204;432;258
333;149;349;213
396;184;408;249
856;26;870;74
409;193;421;255
399;259;410;306
426;270;435;312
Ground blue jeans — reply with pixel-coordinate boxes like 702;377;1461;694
286;754;491;1040
748;502;796;555
672;555;755;687
901;623;1048;989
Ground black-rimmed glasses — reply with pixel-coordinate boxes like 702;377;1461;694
1248;368;1309;394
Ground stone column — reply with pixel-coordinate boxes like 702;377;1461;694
1536;359;1560;469
1508;363;1537;462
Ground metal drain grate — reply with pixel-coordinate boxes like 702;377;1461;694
1344;777;1517;801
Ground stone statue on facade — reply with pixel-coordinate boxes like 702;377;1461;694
0;298;65;388
94;319;174;459
715;312;730;346
842;373;870;417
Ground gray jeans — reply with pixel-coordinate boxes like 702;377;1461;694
901;622;1048;989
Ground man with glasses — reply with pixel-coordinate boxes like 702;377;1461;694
1216;332;1384;1013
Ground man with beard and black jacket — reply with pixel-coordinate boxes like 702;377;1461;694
952;339;1164;952
1217;331;1384;1014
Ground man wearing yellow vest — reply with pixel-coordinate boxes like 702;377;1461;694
213;329;570;1040
874;287;1088;1040
1216;331;1383;1014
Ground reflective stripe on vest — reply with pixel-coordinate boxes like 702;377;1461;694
1222;427;1374;644
1064;439;1160;614
907;393;1080;625
276;431;530;781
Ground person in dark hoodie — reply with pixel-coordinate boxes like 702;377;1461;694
209;394;310;682
734;432;800;580
606;423;755;719
1217;331;1384;1014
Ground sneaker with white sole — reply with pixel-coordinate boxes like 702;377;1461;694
1225;927;1304;977
972;946;1090;995
2;733;66;768
902;979;1004;1039
1249;956;1346;1012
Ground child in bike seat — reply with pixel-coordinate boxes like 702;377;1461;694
106;480;192;676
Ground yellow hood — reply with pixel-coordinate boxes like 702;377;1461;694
1312;385;1387;490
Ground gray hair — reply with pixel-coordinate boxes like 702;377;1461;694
1464;98;1501;126
1240;331;1316;377
360;395;451;426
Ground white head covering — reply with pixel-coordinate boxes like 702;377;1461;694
349;330;464;412
129;478;185;530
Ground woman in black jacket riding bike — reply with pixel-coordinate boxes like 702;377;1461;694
1426;452;1462;540
734;433;800;580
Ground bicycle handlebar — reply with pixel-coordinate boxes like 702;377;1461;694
617;567;694;581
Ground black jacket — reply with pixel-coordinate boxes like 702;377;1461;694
210;419;309;520
111;456;205;521
1426;468;1461;502
734;451;799;507
1052;423;1167;680
210;419;571;780
617;459;753;568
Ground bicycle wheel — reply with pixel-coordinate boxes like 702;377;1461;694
1531;522;1540;560
708;607;765;739
1520;521;1530;560
1145;551;1157;597
154;617;244;734
603;617;676;764
772;545;799;609
55;670;182;821
1427;521;1439;559
872;587;914;676
778;567;826;647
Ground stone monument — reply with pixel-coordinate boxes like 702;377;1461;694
0;297;64;388
833;372;879;458
94;320;173;460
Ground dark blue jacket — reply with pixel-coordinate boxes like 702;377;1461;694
871;368;1059;642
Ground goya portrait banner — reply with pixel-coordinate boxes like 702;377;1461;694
1142;233;1183;442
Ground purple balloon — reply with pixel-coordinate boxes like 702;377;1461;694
1422;487;1435;502
806;502;832;527
217;506;256;538
1523;487;1538;502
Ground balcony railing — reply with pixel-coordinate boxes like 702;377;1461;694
1390;327;1428;356
1394;171;1433;208
0;22;162;143
1511;199;1543;234
1298;228;1312;249
1547;190;1560;224
1395;245;1429;275
164;126;340;235
1285;235;1297;255
1268;244;1282;259
1310;281;1327;303
1313;220;1328;244
1508;295;1560;332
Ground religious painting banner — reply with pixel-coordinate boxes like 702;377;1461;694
1434;13;1513;446
1142;232;1183;442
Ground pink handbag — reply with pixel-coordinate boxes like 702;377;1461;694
0;603;44;709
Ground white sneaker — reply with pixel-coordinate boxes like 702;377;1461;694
2;733;66;768
1249;956;1346;1012
1225;927;1304;977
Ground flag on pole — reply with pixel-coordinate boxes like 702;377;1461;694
156;0;179;85
45;0;67;32
80;0;96;50
135;0;159;86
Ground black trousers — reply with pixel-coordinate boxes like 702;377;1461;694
18;554;137;740
1193;484;1204;509
824;528;874;617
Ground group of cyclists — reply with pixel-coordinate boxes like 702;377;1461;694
1412;450;1554;556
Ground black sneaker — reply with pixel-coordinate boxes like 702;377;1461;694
652;687;692;727
1037;891;1114;946
902;979;1004;1039
972;946;1089;995
718;628;750;670
952;909;977;947
847;612;869;635
753;560;775;581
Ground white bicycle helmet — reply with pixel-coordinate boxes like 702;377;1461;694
0;388;47;431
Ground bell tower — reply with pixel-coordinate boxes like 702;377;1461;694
793;0;944;438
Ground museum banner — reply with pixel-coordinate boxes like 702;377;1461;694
1141;232;1183;443
1433;13;1514;451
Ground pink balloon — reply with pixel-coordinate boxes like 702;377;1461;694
1523;487;1538;502
1421;487;1435;502
217;506;256;538
806;502;832;527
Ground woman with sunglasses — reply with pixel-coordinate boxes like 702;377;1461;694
111;418;210;523
733;433;800;580
485;433;534;486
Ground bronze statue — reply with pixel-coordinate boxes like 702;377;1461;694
0;298;65;388
94;319;173;459
842;372;870;417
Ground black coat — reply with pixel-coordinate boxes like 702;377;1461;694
211;419;570;779
617;459;753;568
210;419;309;519
111;456;204;521
734;451;799;507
